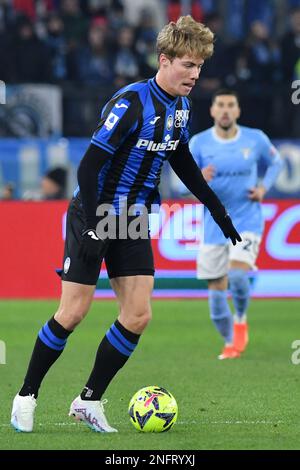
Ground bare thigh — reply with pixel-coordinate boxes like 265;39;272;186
208;276;228;291
229;260;251;271
208;260;251;291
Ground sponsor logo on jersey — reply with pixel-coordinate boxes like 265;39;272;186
136;138;180;152
174;109;189;128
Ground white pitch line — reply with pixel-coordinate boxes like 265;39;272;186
0;420;285;428
207;420;284;425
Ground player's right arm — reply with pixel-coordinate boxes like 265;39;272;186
77;144;110;229
78;94;139;226
77;93;139;263
77;142;116;264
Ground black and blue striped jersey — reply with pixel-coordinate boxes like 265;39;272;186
74;77;191;213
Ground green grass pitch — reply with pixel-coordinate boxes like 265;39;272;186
1;299;300;450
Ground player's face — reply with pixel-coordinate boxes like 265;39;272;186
158;54;204;97
210;95;240;130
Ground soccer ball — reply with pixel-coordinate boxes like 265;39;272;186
128;386;178;432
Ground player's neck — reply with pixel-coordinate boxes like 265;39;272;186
214;124;238;140
155;73;177;99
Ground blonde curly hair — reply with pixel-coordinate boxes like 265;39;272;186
156;15;214;61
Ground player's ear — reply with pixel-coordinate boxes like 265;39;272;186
159;54;171;68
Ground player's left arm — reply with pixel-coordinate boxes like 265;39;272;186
249;131;284;202
169;142;241;245
168;142;220;211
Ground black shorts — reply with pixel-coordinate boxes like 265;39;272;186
58;196;155;285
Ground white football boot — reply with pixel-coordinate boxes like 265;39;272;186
11;394;37;432
69;396;118;433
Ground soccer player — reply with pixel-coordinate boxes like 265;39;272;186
189;89;283;360
11;17;241;433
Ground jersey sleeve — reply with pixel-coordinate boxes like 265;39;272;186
257;130;283;191
91;93;139;155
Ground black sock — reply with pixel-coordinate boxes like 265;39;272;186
81;319;140;401
19;317;72;398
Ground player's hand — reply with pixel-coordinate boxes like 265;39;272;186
211;210;242;245
248;186;266;202
78;229;106;265
202;164;215;182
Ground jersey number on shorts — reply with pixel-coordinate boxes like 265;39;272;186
243;238;259;256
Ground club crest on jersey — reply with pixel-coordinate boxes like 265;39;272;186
241;148;251;159
104;112;120;130
166;115;173;130
174;109;189;128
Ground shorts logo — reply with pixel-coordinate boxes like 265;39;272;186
64;257;71;274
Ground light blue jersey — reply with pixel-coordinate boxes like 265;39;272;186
189;125;283;244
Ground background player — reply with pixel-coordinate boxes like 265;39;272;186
11;19;241;433
189;89;283;360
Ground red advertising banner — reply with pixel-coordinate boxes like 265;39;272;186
0;201;68;298
0;200;299;298
150;199;300;271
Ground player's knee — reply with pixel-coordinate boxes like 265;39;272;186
228;269;249;294
122;306;152;333
133;308;152;331
54;304;89;330
55;290;92;329
208;289;229;320
139;309;152;330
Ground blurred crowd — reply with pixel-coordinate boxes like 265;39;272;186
0;0;300;139
0;0;160;88
1;165;67;200
1;1;300;200
0;0;300;89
